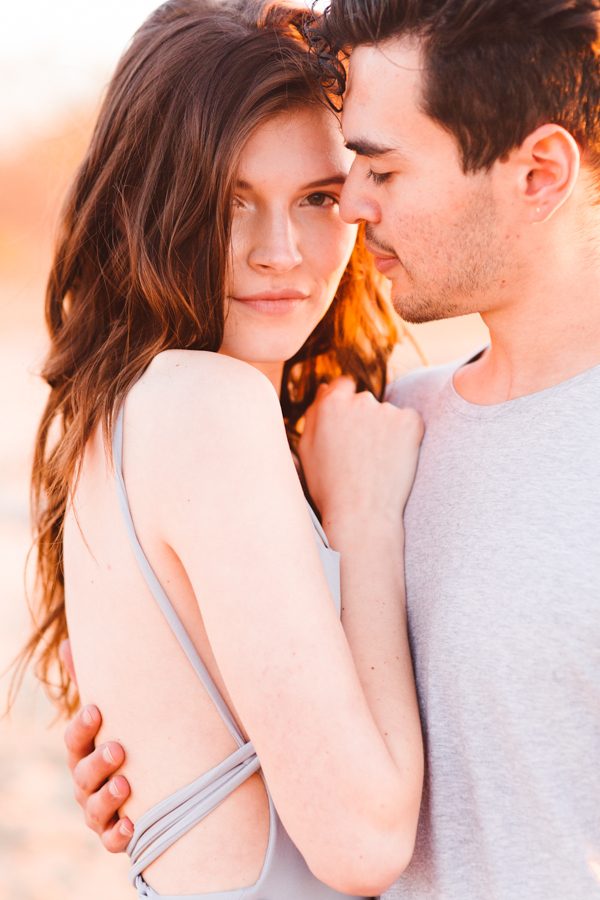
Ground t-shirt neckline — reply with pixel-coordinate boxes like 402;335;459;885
444;348;600;420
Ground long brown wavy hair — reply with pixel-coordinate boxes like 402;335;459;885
16;0;402;717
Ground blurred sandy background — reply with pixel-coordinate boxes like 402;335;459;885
0;2;488;898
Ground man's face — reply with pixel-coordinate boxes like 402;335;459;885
340;38;508;323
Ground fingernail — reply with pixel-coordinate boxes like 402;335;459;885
109;779;122;798
82;706;96;726
103;744;116;765
119;820;133;837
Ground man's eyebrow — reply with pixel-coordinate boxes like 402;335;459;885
344;139;396;157
235;174;348;191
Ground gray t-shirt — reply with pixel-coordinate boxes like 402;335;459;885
385;356;600;900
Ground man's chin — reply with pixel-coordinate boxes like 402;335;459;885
391;290;463;324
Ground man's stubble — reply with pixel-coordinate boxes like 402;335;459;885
387;182;507;324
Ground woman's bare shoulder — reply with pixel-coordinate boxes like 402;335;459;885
143;349;276;401
128;350;280;435
122;350;286;486
119;349;298;566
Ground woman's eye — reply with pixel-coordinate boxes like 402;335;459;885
303;192;338;208
367;169;392;186
232;196;246;209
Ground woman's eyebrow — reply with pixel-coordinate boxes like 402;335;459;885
234;174;347;192
301;175;347;190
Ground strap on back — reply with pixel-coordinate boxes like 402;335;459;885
112;403;267;882
112;404;245;747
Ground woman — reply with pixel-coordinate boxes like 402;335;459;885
22;1;424;897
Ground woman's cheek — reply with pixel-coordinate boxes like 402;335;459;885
339;221;359;262
311;218;358;285
229;216;250;276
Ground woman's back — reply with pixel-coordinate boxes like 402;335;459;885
65;354;273;893
64;350;368;897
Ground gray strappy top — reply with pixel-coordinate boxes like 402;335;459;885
112;405;369;900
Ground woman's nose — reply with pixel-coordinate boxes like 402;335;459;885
248;215;302;272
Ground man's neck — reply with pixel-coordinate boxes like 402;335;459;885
453;266;600;405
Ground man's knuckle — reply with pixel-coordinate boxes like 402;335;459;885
73;765;92;795
87;807;102;830
104;835;122;854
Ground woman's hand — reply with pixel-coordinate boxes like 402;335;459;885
60;639;133;852
299;377;424;529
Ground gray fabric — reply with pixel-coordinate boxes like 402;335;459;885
385;357;600;900
112;404;366;900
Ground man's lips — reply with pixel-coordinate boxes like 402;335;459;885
232;290;310;315
364;242;399;275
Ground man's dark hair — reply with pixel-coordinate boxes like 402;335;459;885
312;0;600;180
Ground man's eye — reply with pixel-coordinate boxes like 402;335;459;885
367;169;392;186
303;192;338;207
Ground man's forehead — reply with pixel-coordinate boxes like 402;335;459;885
346;38;424;100
343;41;425;154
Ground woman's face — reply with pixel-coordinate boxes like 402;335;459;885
219;105;358;380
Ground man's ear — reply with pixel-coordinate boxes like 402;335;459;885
514;124;580;224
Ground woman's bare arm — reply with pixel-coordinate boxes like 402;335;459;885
299;379;423;842
132;353;422;893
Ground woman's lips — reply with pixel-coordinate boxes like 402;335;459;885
232;291;309;315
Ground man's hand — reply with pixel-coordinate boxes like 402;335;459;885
61;640;133;852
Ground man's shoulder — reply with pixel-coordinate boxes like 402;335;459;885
386;359;459;411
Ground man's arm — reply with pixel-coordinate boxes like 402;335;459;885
61;639;133;852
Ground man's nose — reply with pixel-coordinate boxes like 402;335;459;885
339;161;381;225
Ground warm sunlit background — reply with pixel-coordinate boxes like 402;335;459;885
0;1;488;898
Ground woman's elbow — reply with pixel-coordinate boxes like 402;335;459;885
307;821;417;896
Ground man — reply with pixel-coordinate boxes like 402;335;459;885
65;1;600;896
316;2;600;896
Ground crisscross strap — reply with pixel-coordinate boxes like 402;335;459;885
128;742;262;881
112;404;262;882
